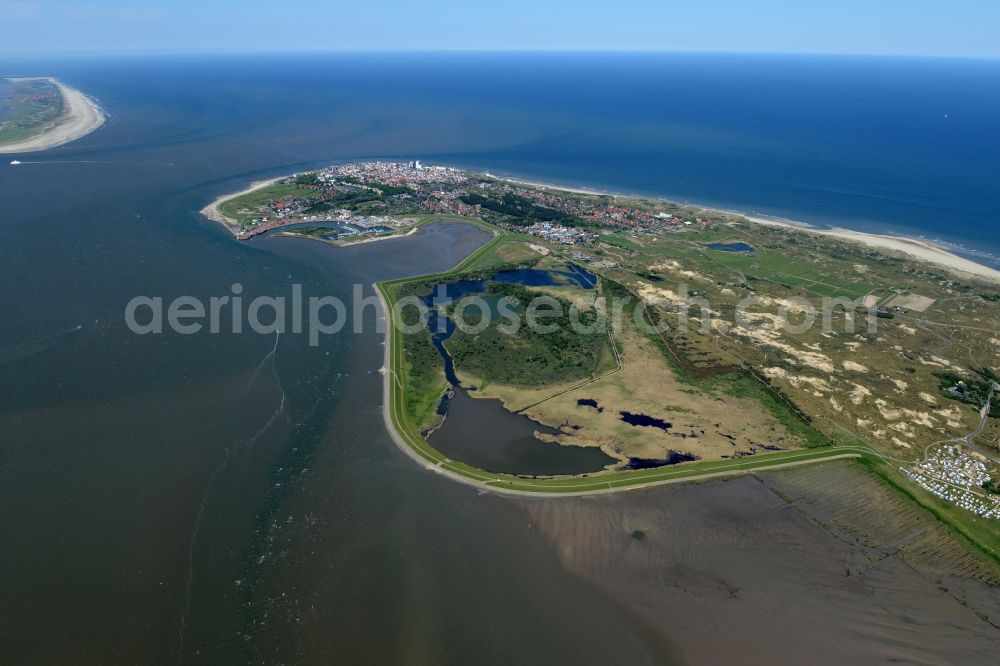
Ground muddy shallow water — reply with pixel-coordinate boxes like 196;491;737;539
522;461;1000;665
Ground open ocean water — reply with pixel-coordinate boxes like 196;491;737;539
1;52;999;663
10;52;1000;263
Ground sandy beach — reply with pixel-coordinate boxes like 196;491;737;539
743;214;1000;283
199;176;285;235
0;78;106;153
205;167;1000;283
502;174;1000;284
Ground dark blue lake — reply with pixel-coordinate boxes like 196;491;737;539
492;262;597;289
707;242;755;253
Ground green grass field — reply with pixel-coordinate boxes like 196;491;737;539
593;223;883;301
218;182;323;226
643;237;880;300
446;282;609;387
0;79;65;145
600;234;643;251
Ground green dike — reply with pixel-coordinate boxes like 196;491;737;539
376;218;884;495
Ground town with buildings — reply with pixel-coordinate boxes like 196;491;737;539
904;445;1000;520
225;161;718;242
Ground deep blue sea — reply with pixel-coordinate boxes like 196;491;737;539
7;52;1000;265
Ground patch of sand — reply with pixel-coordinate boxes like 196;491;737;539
651;259;681;272
732;322;836;372
874;399;937;428
762;367;831;393
636;283;679;304
885;293;936;313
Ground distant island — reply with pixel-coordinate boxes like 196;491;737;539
0;77;105;153
206;162;1000;559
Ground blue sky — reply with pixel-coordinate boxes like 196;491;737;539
0;0;997;57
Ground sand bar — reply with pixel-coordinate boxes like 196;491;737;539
0;77;106;153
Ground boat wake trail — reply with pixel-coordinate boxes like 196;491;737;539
9;159;176;166
0;324;84;365
174;332;286;663
234;331;282;406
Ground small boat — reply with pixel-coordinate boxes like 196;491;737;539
9;160;22;165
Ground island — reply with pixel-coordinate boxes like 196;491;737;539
207;161;1000;562
0;77;105;154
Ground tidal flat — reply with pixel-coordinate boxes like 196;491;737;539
523;460;1000;664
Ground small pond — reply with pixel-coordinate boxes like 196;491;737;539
619;411;672;431
706;241;754;253
625;452;699;470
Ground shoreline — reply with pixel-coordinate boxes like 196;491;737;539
204;165;1000;284
498;173;1000;284
0;77;106;154
202;177;425;244
742;213;1000;283
199;175;286;236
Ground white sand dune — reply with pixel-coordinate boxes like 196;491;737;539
0;77;106;154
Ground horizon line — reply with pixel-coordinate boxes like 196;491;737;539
2;47;999;61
